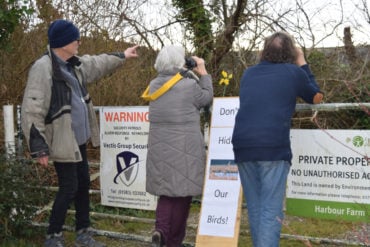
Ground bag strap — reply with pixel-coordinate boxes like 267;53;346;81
141;72;183;101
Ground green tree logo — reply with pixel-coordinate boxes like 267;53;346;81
352;136;364;147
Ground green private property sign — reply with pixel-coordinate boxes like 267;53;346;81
286;129;370;222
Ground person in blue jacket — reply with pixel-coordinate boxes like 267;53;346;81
232;31;323;247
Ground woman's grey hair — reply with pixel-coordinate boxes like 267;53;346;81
260;31;297;63
154;45;185;73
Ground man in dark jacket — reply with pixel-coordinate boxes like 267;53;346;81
21;19;138;247
232;31;323;247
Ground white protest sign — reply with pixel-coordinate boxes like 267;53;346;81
197;97;242;240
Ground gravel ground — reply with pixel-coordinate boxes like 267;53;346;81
341;224;370;246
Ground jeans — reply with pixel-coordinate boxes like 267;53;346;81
155;195;192;247
237;160;290;247
47;144;91;234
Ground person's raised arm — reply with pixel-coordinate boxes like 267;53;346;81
296;47;323;104
295;47;307;66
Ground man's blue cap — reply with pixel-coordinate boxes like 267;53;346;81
48;19;80;48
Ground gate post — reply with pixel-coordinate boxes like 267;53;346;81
3;105;15;158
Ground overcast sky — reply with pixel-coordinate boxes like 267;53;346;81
297;0;370;47
140;0;370;49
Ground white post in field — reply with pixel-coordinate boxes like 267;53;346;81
3;105;15;157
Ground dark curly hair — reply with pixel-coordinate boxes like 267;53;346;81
260;31;297;63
